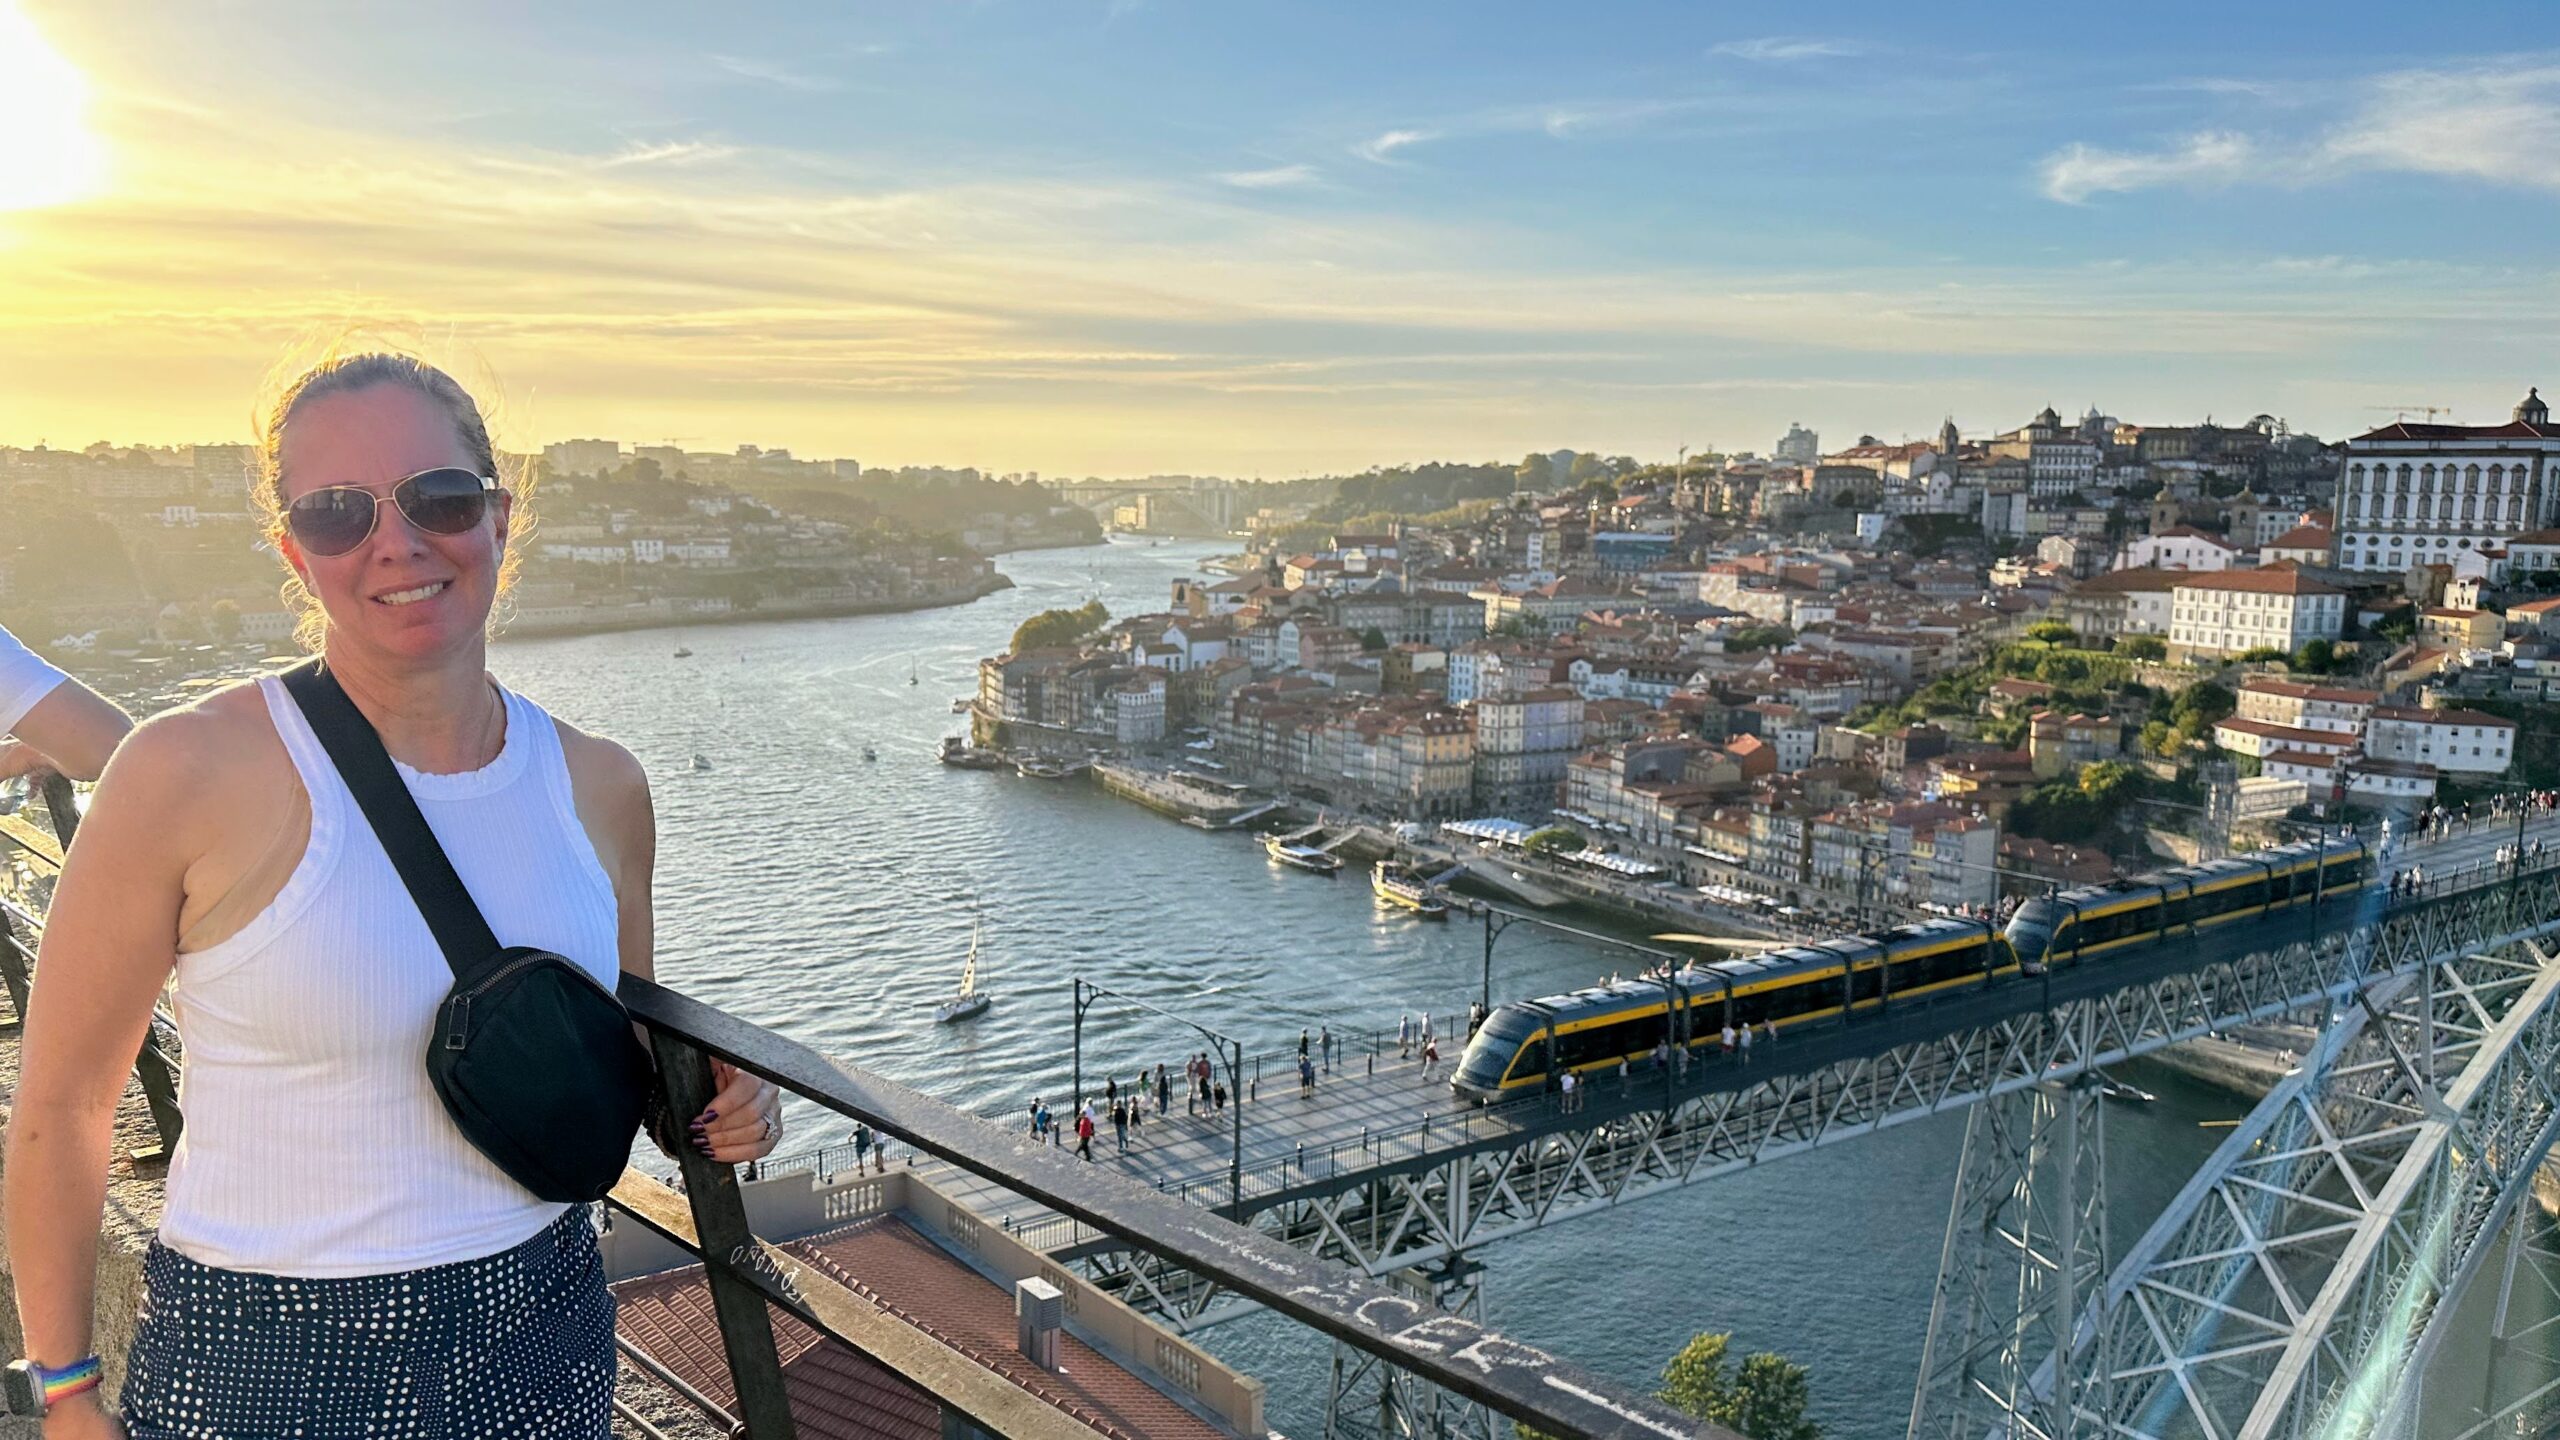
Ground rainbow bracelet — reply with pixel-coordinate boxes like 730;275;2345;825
34;1356;100;1408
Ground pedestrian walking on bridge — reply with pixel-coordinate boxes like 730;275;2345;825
1155;1064;1170;1117
1321;1026;1334;1072
1075;1108;1095;1160
1298;1055;1315;1098
1398;1013;1413;1058
1422;1037;1441;1081
1739;1022;1753;1066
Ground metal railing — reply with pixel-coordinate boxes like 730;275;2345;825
0;772;184;1162
613;977;1716;1438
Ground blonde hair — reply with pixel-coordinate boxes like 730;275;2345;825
251;342;533;651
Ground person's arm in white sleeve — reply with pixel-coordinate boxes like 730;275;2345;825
0;629;131;783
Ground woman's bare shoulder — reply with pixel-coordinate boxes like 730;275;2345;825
80;679;293;865
551;716;652;841
110;680;285;782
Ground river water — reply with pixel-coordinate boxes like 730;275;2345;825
482;538;2465;1438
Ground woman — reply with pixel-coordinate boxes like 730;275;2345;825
0;627;131;783
3;353;782;1439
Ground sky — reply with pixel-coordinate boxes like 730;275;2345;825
2;0;2558;477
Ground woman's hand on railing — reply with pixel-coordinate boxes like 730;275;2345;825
691;1060;785;1163
0;741;54;785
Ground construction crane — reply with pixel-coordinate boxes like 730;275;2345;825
2365;404;2450;423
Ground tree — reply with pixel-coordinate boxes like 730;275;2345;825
2141;719;2177;757
1654;1331;1823;1440
1010;598;1109;653
1717;1353;1821;1440
1657;1332;1734;1418
2115;634;2166;661
1569;453;1605;484
1725;624;1793;654
2238;645;2290;664
2025;619;2077;646
1358;625;1389;652
208;598;242;644
2293;638;2336;674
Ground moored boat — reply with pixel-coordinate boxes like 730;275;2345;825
1017;756;1089;780
1265;835;1341;876
1371;863;1450;918
938;736;1008;770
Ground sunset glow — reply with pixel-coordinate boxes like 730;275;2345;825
0;2;103;213
0;4;2555;473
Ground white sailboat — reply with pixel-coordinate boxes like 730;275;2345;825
933;918;993;1023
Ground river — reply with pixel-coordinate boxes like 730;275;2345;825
484;538;2495;1438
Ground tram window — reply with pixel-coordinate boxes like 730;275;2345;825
1849;965;1883;1003
1554;1009;1667;1069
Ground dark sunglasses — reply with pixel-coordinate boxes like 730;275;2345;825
284;468;501;558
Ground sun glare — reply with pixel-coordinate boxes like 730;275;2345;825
0;2;105;212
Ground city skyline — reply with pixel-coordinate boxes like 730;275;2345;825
3;1;2558;474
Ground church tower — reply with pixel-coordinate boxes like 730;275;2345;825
2517;387;2549;428
1937;416;1960;454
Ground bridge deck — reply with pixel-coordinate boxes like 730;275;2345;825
914;813;2556;1248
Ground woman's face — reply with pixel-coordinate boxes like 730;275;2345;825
275;383;511;664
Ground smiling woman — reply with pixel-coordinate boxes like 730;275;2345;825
0;1;105;212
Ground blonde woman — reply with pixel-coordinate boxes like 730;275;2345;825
4;354;782;1438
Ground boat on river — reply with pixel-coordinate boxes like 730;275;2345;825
1371;863;1450;918
1265;835;1341;876
1017;756;1088;781
933;919;992;1023
939;736;1008;770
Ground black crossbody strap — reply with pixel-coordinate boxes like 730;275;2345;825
280;659;502;978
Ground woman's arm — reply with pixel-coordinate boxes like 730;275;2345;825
3;715;201;1412
6;682;133;784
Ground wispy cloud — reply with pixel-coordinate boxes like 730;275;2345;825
1709;36;1857;64
2041;131;2254;203
1354;128;1435;164
2044;62;2560;202
709;53;840;92
2322;63;2560;190
1216;164;1319;189
598;139;741;168
1538;97;1707;138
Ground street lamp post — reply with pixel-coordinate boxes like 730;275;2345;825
1074;976;1247;1216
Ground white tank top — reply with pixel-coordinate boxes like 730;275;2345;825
158;676;623;1277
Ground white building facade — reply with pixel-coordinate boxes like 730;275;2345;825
2337;389;2560;573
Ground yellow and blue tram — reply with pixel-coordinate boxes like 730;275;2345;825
1447;835;2371;1103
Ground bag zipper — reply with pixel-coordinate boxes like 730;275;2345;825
445;951;621;1050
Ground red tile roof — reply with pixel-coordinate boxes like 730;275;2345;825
2354;419;2560;442
2173;567;2344;597
615;1215;1235;1440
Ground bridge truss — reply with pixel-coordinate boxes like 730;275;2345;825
1913;869;2560;1439
1057;867;2560;1436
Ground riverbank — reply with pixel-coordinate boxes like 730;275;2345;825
498;572;1015;642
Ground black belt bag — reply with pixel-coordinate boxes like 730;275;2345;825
284;661;650;1204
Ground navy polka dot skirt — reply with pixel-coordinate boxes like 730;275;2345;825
121;1208;614;1439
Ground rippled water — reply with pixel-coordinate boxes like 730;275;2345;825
491;538;2276;1439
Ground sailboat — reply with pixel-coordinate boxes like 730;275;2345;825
909;654;920;686
933;919;993;1023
